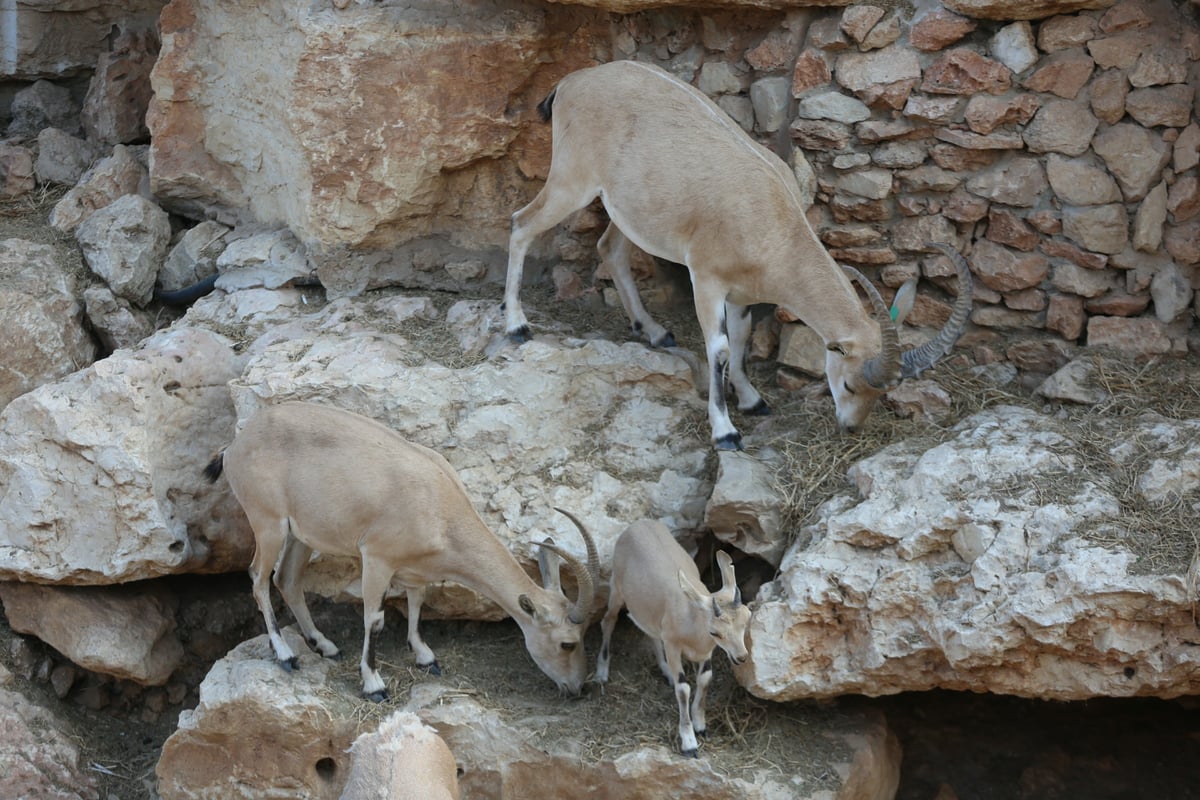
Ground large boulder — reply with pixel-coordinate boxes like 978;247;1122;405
0;326;253;584
738;405;1200;701
0;0;165;80
148;0;608;288
180;288;714;617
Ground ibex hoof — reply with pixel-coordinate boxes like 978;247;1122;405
507;326;531;344
695;728;708;739
279;655;300;673
681;747;699;759
654;331;677;348
744;398;771;416
713;432;743;451
420;660;442;677
363;689;389;703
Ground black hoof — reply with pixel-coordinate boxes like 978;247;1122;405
419;660;442;677
681;748;699;759
696;728;708;739
654;331;677;348
743;398;771;416
363;689;389;703
713;432;743;451
279;655;300;673
507;325;531;344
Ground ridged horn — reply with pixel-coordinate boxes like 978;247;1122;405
900;242;974;379
543;507;599;623
843;266;902;390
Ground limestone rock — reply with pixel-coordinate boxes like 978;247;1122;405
0;238;96;410
210;291;713;616
737;405;1200;701
148;0;607;259
80;28;159;145
6;79;79;137
83;285;157;351
705;451;787;565
76;193;172;306
50;144;148;234
156;628;898;800
160;221;231;292
940;0;1115;20
0;0;164;81
0;581;183;685
0;664;99;800
0;143;36;198
0;326;254;584
35;128;102;186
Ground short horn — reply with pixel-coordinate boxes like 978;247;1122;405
843;266;902;390
900;242;974;379
551;507;599;622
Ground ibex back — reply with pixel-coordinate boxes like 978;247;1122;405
504;60;972;449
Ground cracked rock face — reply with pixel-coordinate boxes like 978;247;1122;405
738;405;1200;702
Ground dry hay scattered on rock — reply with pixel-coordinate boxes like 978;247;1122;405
308;600;854;792
755;347;1200;581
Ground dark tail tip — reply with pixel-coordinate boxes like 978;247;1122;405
203;452;225;483
536;87;557;123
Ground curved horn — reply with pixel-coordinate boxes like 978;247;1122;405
544;507;599;623
843;266;902;390
900;242;974;380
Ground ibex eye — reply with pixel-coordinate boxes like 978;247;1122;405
843;381;857;396
560;642;577;652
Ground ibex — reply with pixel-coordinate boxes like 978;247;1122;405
204;401;599;701
503;60;973;449
593;519;751;757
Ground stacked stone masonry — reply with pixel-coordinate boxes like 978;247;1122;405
613;0;1200;364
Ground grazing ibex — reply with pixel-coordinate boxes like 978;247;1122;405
204;401;599;701
340;711;460;800
503;60;973;449
593;520;751;757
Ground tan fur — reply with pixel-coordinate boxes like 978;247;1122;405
504;60;894;448
214;401;593;699
594;520;751;756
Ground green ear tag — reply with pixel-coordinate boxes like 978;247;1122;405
889;306;900;321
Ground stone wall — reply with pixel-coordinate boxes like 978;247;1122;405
5;0;1200;358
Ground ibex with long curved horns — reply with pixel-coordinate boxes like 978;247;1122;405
204;401;599;701
503;60;973;449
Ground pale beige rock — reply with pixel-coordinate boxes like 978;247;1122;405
148;0;607;260
49;144;147;234
738;405;1200;701
705;451;786;565
1093;123;1172;202
0;327;253;584
340;711;460;800
777;322;826;376
0;238;96;411
206;291;712;616
0;581;183;685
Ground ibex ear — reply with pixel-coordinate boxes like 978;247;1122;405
890;278;917;325
536;537;563;594
518;594;538;619
678;570;708;605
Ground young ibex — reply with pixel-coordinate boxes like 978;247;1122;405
504;60;973;449
593;520;751;757
204;401;599;701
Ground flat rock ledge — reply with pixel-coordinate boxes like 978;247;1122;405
156;628;901;800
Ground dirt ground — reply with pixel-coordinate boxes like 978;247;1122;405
4;190;1200;799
